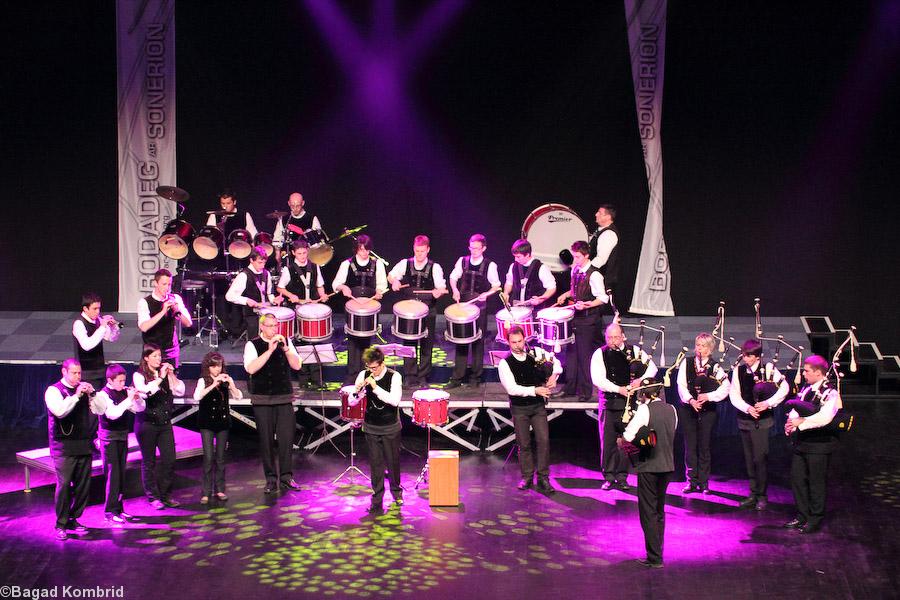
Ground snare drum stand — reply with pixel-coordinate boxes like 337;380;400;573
332;423;368;484
195;277;227;348
414;425;433;489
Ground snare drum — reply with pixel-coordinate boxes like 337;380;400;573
443;303;481;344
193;225;224;260
537;306;575;346
257;306;295;340
228;229;254;259
345;299;381;337
392;299;429;341
339;385;367;422
412;389;450;426
295;303;333;342
495;306;534;345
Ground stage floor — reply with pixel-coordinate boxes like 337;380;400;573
0;399;897;599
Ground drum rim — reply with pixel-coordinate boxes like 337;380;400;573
345;299;381;315
296;304;333;317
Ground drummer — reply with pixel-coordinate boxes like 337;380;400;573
273;192;323;264
388;235;448;388
226;246;283;340
206;189;258;239
277;238;328;389
503;239;556;310
555;240;608;401
447;234;501;389
333;234;388;383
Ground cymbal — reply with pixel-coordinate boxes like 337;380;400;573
183;270;235;281
265;210;289;219
156;185;190;202
330;224;367;243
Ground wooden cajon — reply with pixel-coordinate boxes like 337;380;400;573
428;449;459;506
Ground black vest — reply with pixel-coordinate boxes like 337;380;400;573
73;315;105;376
589;223;620;287
503;353;545;407
400;259;436;304
249;337;293;396
570;264;600;302
795;384;840;450
197;380;231;432
99;386;134;433
459;257;492;300
599;346;631;410
510;260;546;305
142;294;177;351
685;357;720;412
285;261;316;300
346;258;377;297
47;381;96;456
136;374;174;427
364;369;400;427
736;363;774;427
280;212;315;240
637;400;676;473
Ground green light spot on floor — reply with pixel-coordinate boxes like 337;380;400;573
170;552;193;560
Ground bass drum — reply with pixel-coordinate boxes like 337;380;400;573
521;204;590;272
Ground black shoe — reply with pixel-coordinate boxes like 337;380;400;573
161;497;181;508
517;478;534;491
636;558;664;569
445;380;464;390
281;479;301;491
701;484;711;494
536;478;556;494
755;497;768;511
119;511;136;520
67;520;88;533
105;513;127;525
783;518;806;529
393;494;404;506
738;496;757;509
55;527;68;541
368;503;383;514
682;484;699;494
264;482;277;494
614;481;629;491
799;523;821;534
601;481;614;491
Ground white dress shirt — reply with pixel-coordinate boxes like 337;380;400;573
729;362;789;414
504;258;556;303
498;348;562;397
206;211;258;238
227;266;275;306
349;369;403;407
788;379;841;430
332;257;389;294
388;258;447;289
591;344;658;394
676;357;730;404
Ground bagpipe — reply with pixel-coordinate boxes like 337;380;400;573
619;378;667;461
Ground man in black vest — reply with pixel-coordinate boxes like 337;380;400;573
502;239;557;310
784;355;841;534
498;325;562;493
591;323;658;490
44;359;104;541
137;269;193;367
94;363;144;525
333;234;388;383
277;238;328;388
621;380;677;568
588;204;619;301
227;246;283;340
72;292;121;390
447;234;501;388
388;235;448;387
273;192;323;265
347;346;404;513
244;312;302;493
556;241;608;401
729;339;789;511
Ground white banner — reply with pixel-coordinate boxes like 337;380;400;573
625;0;674;316
117;0;177;311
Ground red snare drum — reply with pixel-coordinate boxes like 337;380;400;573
495;306;533;345
258;306;295;340
295;303;333;342
340;385;367;422
412;389;450;426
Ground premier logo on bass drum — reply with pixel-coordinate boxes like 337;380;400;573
547;214;573;223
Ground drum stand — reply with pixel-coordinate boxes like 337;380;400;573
195;279;227;348
332;423;368;484
414;425;434;489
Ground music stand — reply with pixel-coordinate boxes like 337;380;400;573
375;343;421;459
296;343;337;396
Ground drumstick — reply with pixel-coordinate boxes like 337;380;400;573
464;288;501;305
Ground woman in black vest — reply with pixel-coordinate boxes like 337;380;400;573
193;351;242;504
133;343;185;509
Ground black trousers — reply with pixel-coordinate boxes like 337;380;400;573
451;308;488;383
365;429;402;504
564;312;602;398
600;408;629;484
243;310;260;340
51;452;92;529
791;450;831;528
101;438;128;514
637;471;672;565
681;406;718;486
297;362;323;386
739;423;770;498
511;403;550;479
253;403;295;483
403;312;436;382
346;334;372;383
200;429;229;496
135;421;176;500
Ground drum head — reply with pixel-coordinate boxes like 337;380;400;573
346;298;381;315
158;219;195;260
522;204;590;272
497;306;531;321
193;226;224;260
259;306;294;321
537;306;574;320
445;302;479;322
412;389;450;401
296;303;332;318
394;299;429;318
228;229;253;259
308;243;334;266
254;232;274;257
